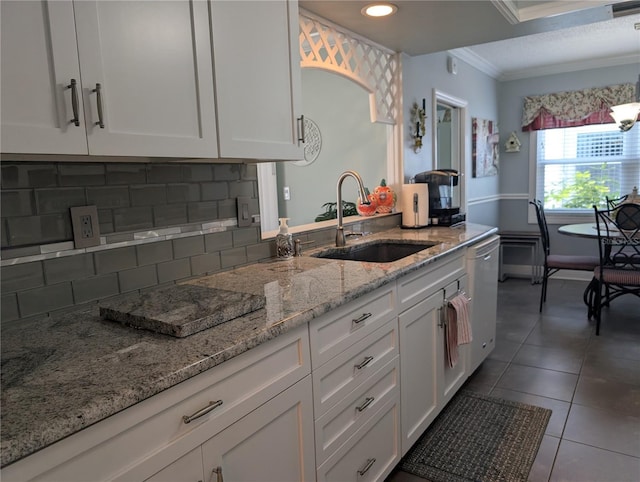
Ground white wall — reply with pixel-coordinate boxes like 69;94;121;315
402;51;500;226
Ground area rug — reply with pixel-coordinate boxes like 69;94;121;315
399;390;551;482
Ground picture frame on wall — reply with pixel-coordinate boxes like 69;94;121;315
472;117;499;178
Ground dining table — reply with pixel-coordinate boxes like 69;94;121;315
557;223;601;238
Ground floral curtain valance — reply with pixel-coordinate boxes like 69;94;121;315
521;83;636;131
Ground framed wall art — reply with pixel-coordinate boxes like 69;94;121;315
472;117;499;178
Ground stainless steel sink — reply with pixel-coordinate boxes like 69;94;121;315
312;240;438;263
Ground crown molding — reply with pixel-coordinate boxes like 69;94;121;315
491;0;520;24
498;52;640;81
448;48;502;79
450;47;639;82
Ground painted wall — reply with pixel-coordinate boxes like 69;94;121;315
402;51;501;227
277;69;387;227
498;63;640;259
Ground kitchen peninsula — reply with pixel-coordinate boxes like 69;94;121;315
1;222;497;481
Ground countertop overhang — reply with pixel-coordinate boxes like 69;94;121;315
0;223;497;467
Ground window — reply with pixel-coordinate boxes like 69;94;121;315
531;124;640;222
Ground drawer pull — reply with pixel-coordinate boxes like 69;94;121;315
212;466;223;482
355;355;374;370
357;458;376;476
183;400;223;424
92;83;105;128
356;396;374;412
352;313;372;325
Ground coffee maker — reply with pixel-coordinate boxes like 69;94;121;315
413;169;465;226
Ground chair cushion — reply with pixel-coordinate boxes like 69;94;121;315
594;267;640;286
547;254;600;271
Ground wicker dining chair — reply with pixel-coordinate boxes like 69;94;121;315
530;200;600;313
592;203;640;334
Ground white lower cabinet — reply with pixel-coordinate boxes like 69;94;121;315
317;397;400;482
398;253;468;456
144;376;314;482
200;376;315;482
310;283;400;482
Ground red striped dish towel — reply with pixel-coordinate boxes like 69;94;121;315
445;293;472;368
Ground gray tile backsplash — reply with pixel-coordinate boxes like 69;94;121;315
1;160;400;321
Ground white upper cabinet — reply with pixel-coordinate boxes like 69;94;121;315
2;0;218;158
74;0;218;157
2;0;303;161
210;0;304;160
1;1;88;154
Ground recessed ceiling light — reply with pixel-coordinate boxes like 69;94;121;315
361;3;398;18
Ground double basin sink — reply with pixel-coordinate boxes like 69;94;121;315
312;240;439;263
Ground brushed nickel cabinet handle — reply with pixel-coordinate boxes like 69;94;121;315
297;114;305;143
357;458;376;476
93;83;104;128
356;396;374;412
182;400;223;424
352;313;372;325
212;466;223;482
67;79;80;126
355;355;374;370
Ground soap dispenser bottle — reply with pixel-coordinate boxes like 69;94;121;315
276;218;294;259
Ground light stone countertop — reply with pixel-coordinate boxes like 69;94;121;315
0;223;497;467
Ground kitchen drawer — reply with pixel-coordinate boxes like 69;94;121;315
317;395;400;482
314;356;399;466
397;252;465;311
309;284;397;369
312;320;398;418
3;325;310;482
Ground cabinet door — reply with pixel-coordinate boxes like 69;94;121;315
1;0;88;154
438;277;469;407
398;291;440;456
211;0;304;160
74;0;218;157
201;376;315;482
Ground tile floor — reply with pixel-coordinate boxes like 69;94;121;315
387;277;640;482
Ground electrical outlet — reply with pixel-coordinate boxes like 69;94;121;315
80;215;93;238
283;186;290;201
70;205;100;248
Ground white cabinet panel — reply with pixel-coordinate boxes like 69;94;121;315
1;0;88;154
211;0;303;160
466;236;499;373
398;290;439;455
202;376;315;482
438;277;469;407
317;397;400;482
74;0;218;157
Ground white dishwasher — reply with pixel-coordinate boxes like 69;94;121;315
466;235;500;373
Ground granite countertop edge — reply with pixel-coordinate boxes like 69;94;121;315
0;224;497;467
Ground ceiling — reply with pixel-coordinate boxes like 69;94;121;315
299;1;640;81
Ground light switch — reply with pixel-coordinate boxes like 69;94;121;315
236;196;251;227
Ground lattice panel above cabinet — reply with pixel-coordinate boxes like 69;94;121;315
299;10;400;125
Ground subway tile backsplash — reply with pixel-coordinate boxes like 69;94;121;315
1;161;263;320
1;160;401;321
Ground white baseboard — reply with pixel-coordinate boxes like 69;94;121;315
501;264;593;282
